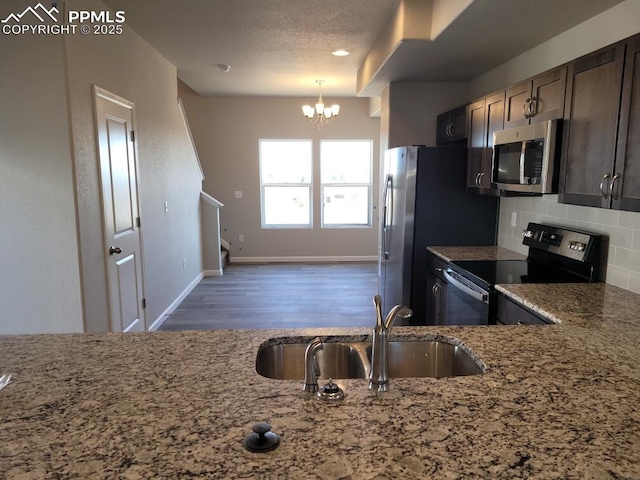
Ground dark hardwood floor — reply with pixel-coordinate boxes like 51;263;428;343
159;262;379;330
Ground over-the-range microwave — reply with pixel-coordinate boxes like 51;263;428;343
491;119;561;194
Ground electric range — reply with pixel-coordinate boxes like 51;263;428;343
443;223;603;325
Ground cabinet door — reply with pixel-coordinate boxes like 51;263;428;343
426;273;447;326
614;35;640;212
495;294;550;325
482;91;505;189
437;105;467;145
449;105;468;142
467;99;486;188
504;81;531;129
559;43;625;208
530;66;567;123
426;273;438;325
436;111;453;145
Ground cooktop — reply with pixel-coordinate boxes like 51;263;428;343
450;259;588;289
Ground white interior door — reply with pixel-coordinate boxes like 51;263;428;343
94;86;145;332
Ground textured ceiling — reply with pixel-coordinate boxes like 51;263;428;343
101;0;625;98
101;0;399;97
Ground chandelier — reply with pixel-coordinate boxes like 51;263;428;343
302;80;340;129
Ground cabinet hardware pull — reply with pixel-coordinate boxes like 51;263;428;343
523;98;531;119
479;172;485;187
528;96;537;117
600;173;611;199
475;172;482;187
609;173;621;200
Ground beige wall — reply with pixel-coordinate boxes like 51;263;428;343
472;0;640;294
64;0;204;330
179;84;380;260
1;0;204;333
470;0;640;98
0;9;84;334
386;82;469;148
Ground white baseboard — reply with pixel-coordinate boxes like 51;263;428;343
229;255;378;264
148;272;204;332
203;269;223;277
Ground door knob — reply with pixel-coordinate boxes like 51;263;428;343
109;246;122;255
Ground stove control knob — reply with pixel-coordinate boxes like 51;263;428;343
522;229;534;238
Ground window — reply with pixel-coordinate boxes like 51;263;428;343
321;140;372;227
260;140;312;228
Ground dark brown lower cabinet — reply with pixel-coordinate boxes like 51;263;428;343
495;294;550;325
426;272;447;326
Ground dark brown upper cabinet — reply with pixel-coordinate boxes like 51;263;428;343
558;39;637;210
466;92;504;195
613;35;640;212
436;105;467;145
504;67;567;129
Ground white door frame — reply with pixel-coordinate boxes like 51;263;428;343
93;85;147;332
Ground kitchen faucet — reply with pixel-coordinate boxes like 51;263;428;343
369;295;412;392
302;337;323;393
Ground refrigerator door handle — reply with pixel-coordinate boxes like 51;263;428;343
382;174;393;260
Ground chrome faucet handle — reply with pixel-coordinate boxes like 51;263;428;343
373;295;383;330
302;337;323;394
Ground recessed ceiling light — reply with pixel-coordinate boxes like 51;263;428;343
331;50;350;57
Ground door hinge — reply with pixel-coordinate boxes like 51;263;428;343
130;130;135;142
142;298;146;309
136;217;141;228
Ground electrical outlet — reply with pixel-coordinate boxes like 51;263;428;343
234;191;243;199
182;258;186;270
238;234;244;243
511;211;517;227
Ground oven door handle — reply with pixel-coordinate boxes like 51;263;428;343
443;269;489;303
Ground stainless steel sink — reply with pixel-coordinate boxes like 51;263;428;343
255;342;368;380
255;338;484;380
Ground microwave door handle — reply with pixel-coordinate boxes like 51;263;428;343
443;269;488;303
519;141;528;184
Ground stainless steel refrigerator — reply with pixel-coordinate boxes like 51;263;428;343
379;146;498;325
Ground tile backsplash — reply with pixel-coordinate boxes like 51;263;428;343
498;195;640;294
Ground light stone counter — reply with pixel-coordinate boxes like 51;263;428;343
1;297;640;479
427;245;527;262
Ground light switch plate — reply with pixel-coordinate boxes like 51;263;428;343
234;191;243;199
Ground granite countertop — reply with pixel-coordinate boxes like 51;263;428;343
2;286;640;480
427;245;527;262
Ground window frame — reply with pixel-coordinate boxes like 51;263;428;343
320;139;374;229
259;139;313;229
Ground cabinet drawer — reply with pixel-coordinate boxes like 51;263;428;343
427;253;449;281
495;294;550;325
